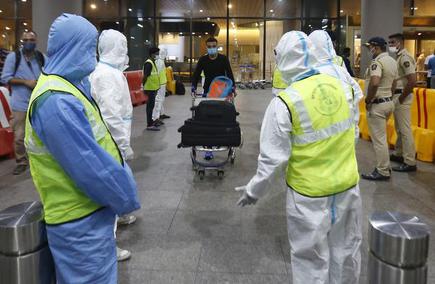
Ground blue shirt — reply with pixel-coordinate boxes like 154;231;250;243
1;49;44;111
428;56;435;77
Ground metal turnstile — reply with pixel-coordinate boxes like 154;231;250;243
0;201;55;284
369;211;430;284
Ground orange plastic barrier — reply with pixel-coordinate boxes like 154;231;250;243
358;79;435;162
124;70;148;106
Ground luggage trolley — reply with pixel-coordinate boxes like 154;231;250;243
178;76;243;179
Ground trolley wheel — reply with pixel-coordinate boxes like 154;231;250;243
198;170;205;180
217;170;224;178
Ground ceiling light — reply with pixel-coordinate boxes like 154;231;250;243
255;23;259;27
138;17;143;21
21;0;27;2
24;29;28;32
199;35;202;38
269;9;274;13
340;10;344;13
145;39;149;42
23;22;28;26
167;32;170;35
179;32;183;35
418;32;422;35
228;4;232;9
5;26;10;30
128;8;132;12
90;4;97;9
130;36;135;39
212;24;215;26
148;17;152;20
200;9;203;13
207;17;211;21
205;32;208;35
0;10;3;13
192;32;196;35
137;23;143;28
2;34;6;38
413;7;418;10
116;21;119;24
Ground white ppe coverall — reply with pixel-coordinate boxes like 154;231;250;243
90;29;133;160
241;31;363;284
308;30;363;142
152;45;168;121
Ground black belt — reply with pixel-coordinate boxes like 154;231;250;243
372;97;393;104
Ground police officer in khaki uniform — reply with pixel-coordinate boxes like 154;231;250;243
362;37;398;181
388;33;417;172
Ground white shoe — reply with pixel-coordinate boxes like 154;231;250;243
117;247;131;262
117;215;137;226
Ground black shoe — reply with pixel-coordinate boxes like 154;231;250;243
13;164;27;175
160;114;171;119
154;119;164;126
361;169;390;181
390;154;404;163
392;163;417;172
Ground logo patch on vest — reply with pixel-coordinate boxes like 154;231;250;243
312;83;343;116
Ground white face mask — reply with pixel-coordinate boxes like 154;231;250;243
389;46;398;53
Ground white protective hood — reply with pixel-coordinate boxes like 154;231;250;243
308;30;337;64
98;29;129;71
275;31;318;85
158;45;168;60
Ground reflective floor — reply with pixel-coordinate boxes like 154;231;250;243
0;88;434;284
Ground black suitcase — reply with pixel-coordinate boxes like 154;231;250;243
192;100;238;125
175;80;185;95
178;119;241;147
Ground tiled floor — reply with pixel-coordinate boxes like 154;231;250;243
1;88;434;284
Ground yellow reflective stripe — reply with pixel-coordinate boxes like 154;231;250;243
25;129;49;155
292;117;354;145
281;89;314;132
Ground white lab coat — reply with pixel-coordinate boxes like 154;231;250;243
90;29;133;160
243;31;362;284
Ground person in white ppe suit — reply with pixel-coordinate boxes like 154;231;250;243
89;29;136;262
152;45;170;125
236;31;362;284
308;30;363;141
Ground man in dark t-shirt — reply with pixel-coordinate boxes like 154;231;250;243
191;37;235;95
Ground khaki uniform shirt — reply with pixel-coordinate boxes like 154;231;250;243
365;52;399;98
396;48;416;90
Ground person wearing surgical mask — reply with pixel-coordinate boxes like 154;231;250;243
191;37;235;96
24;14;140;283
1;31;46;175
361;37;398;181
143;47;161;131
89;29;137;262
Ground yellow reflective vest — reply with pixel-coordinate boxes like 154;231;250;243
24;73;123;224
272;68;288;90
278;73;359;197
143;59;160;91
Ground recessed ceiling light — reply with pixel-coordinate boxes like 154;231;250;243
269;9;274;13
116;21;120;24
90;4;97;9
138;17;143;21
137;23;143;28
167;32;170;35
5;26;10;30
340;10;344;13
23;22;28;26
130;36;135;39
192;32;196;35
24;29;28;32
228;4;232;9
205;32;209;35
199;35;202;38
200;9;203;13
128;8;132;12
418;32;422;35
2;34;6;38
207;17;211;21
0;10;3;13
21;0;27;2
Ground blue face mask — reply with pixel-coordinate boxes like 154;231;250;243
207;47;218;55
23;42;36;52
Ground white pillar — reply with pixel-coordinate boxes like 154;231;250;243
32;0;83;53
360;0;403;77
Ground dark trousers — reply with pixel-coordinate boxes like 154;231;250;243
427;77;432;89
145;90;157;126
